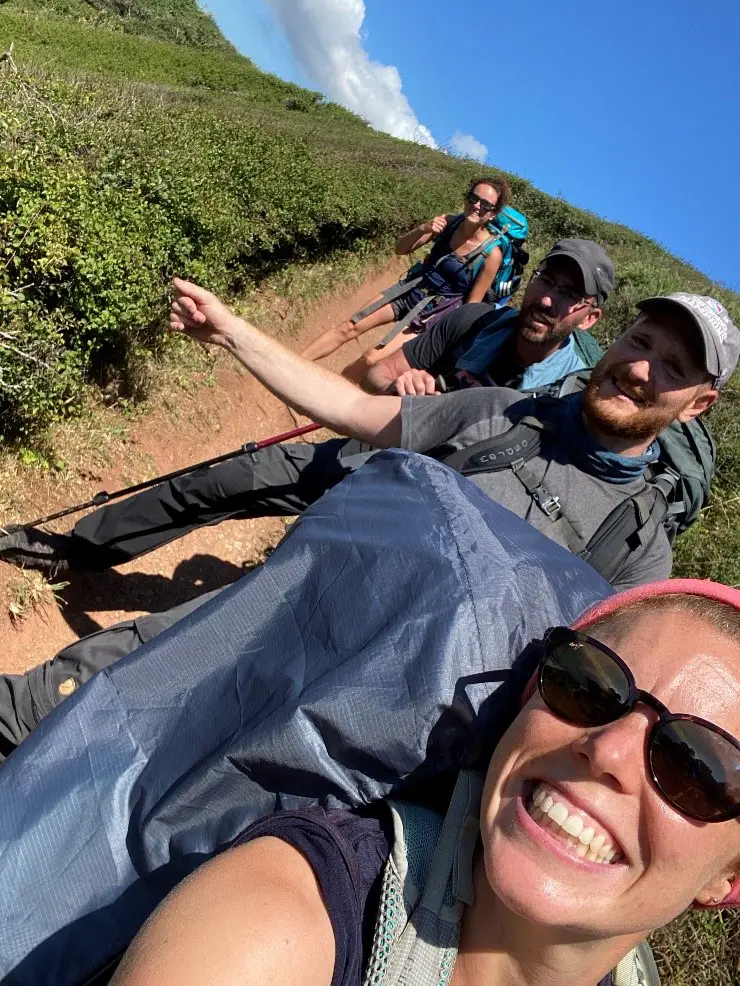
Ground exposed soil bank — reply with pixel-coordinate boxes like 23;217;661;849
0;265;402;673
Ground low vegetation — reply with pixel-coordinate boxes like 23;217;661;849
6;567;69;623
0;2;738;980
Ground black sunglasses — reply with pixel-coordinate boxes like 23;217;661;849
466;191;497;214
538;627;740;823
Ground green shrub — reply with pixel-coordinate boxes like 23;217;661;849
1;0;231;48
1;5;739;595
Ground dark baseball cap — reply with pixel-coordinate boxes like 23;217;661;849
637;293;740;388
542;239;615;305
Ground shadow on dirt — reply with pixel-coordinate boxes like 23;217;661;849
59;553;253;638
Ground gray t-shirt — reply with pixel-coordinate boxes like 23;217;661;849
400;388;673;591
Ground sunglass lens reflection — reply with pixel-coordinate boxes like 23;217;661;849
541;641;631;727
468;192;494;212
650;720;740;820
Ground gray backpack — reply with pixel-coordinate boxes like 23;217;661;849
364;770;660;986
442;392;715;585
522;369;716;542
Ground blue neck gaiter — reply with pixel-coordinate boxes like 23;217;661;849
545;393;660;484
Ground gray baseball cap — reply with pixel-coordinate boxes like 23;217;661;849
542;239;615;305
637;293;740;388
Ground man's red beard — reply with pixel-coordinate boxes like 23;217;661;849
582;362;677;442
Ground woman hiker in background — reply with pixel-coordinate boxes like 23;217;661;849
300;176;512;375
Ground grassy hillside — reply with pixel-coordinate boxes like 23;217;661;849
0;0;231;48
0;3;739;982
2;0;740;596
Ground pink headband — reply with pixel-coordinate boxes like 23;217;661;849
524;578;740;908
572;578;740;632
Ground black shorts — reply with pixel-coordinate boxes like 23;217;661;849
390;289;434;323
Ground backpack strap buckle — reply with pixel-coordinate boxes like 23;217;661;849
510;458;562;519
532;489;562;518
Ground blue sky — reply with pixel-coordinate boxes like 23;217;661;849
203;0;740;291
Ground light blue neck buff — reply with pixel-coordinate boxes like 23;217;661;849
544;393;660;484
455;310;588;391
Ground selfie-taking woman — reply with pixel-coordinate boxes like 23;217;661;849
111;580;740;986
300;177;511;367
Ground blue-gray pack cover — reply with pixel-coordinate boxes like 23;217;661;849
0;451;610;984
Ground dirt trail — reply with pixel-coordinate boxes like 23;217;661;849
0;266;402;674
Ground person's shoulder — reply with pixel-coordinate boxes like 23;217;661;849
235;804;390;856
113;834;337;986
205;837;339;984
442;301;504;335
470;304;520;335
470;303;518;323
612;521;673;591
429;384;533;421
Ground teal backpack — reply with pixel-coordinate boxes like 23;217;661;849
411;205;529;303
364;770;661;986
350;207;530;347
484;204;530;302
439;205;529;301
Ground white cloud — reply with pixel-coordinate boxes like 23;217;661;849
450;131;488;163
264;0;437;148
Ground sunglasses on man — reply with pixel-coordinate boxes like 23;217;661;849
466;191;497;214
538;627;740;823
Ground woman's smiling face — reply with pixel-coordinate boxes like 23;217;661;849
464;182;499;226
479;608;740;939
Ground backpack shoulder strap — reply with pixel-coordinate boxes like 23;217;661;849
364;771;483;986
441;415;548;475
461;230;505;279
578;485;668;583
440;408;585;554
554;369;592;397
613;940;662;986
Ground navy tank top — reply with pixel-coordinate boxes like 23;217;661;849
235;806;614;986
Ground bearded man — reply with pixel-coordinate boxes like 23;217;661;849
157;282;736;592
0;241;614;576
0;289;737;760
362;238;612;396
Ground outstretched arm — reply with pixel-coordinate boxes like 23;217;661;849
169;279;402;446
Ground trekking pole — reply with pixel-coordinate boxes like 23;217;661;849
0;422;322;536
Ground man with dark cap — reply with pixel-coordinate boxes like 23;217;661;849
0;287;737;760
362;238;615;396
156;279;738;595
0;242;615;576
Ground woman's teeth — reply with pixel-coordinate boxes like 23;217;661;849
527;784;622;864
